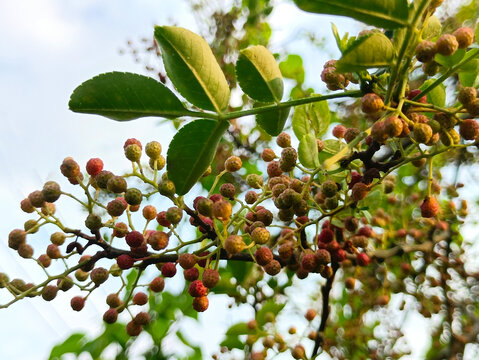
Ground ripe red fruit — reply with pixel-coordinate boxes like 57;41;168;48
317;229;334;243
117;254;134;270
254;246;273;266
301;254;318;272
407;89;427;103
316;249;331;265
150;277;165;292
192;296;209;312
351;182;369;202
178;253;197;269
356;252;370;266
188;280;208;297
357;226;374;238
333;248;347;262
103;308;118;324
184;267;200;282
86;158;104;176
134;311;151;325
459;119;479;140
156;211;171;227
332;125;346;138
264;260;282;275
126;231;144;248
123;138;142;150
420;196;439;217
132;292;148;305
202;269;220;288
70;296;85;311
161;262;177;277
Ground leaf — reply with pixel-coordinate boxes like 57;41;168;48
336;32;395;72
331;23;351;54
236;45;283;102
434;49;466;68
256;106;290;136
318;139;346;163
422;16;441;40
220;336;244;350
292;98;330;140
279;54;305;84
49;333;86;360
459;61;479;87
69;72;189;121
256;300;285;326
154;26;230;113
298;133;320;169
419;79;445;107
293;0;409;29
225;323;257;336
167;119;229;195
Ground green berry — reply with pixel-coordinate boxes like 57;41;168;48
413;123;433;144
246;174;264;189
50;232;66;245
149;155;166;170
94;170;114;189
107;176;127;193
124;188;143;205
321;180;338;198
158;179;176;197
24;219;39;234
124;144;142;162
145;141;162;159
165;207;182;224
85;213;102;231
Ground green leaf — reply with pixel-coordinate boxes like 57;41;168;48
434;49;466;68
255;106;290;136
336;32;395;72
279;54;305;84
293;0;409;29
167;119;229;195
459;62;479;87
331;23;351;54
419;79;445;107
422;16;441;40
476;22;479;44
69;72;188;121
298;133;320;169
236;45;284;102
49;333;86;360
225;323;257;336
317;139;346;163
220;336;244;350
154;26;230;113
292;98;330;140
256;300;285;326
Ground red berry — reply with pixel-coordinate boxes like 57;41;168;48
254;246;273;266
150;277;165;292
202;269;220;288
317;229;334;244
188;280;208;297
459;119;479;140
123;138;142;150
126;321;142;336
420;196;439;217
161;262;177;277
86;158;103;176
178;253;197;269
70;296;85;311
192;296;209;312
103;308;118;324
184;267;200;282
126;231;144;248
117;254;134;270
356;252;370;266
132;292;148;305
332;125;346;138
156;211;171;227
134;311;151;325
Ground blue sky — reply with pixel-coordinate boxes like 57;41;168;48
0;1;438;359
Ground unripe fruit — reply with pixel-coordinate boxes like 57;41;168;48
85;213;102;231
107;198;127;217
126;321;142;336
132;292;148;305
161;262;177;277
420;196;439;217
356;252;370;266
459;119;479;140
142;205;157;221
466;98;479;116
344;127;361;143
351;182;369;202
413;123;433;144
20;198;35;213
361;93;384;114
202;269;220;288
117;254;134;270
371;121;388;143
8;229;26;250
149;155;166;170
220;183;236;199
166;207;183;224
42;181;61;203
264;259;282;276
38;254;51;268
95;170;114;189
47;244;61;259
192;296;209;312
246;174;264;189
256;208;273;226
251;227;270;245
212;200;232;221
28;190;45;208
436;34;459;56
71;296;85;311
124;188;143;206
106;293;122;308
458;87;477;106
90;267;109;286
156;211;172;227
195;197;213;217
18;243;34;258
112;222;128;238
145;141;162;159
453;27;474;48
305;309;317;321
261;148;276;162
224;156;242;172
321;180;338;198
415;40;436;62
107;176;127;193
184;267;200;282
124;144;142;162
134;311;151;326
255;246;273;266
49;232;66;246
245;191;258;204
150;277;165;292
189;280;208;297
345;277;356;290
225;235;245;255
148;231;169;250
103;308;118;324
332;124;346;138
86;158;103;176
384;116;403;137
124;138;142;149
276;132;291;148
60;157;80;178
158;179;176;197
42;285;58;301
292;345;306;359
178;253;196;269
267;161;283;177
75;269;89;282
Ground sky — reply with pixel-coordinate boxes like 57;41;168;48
0;0;449;359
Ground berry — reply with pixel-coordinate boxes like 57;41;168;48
148;231;169;250
86;158;103;176
125;231;143;248
149;155;166;170
107;198;127;217
94;170;114;189
145;141;162;159
458;87;477;106
166;207;183;224
345;277;356;290
161;262;177;277
192;296;209;312
18;243;34;258
423;61;440;76
332;125;346;138
371;121;388;143
196;197;213;217
178;253;196;269
261;148;276;162
188;280;208;297
301;253;317;272
267;161;283;177
344;127;361;143
106;293;122;308
184;267;200;282
126;321;142;336
38;254;51;268
107;176;127;193
251;227;270;245
117;254;134;270
8;229;26;250
134;312;151;326
276;132;291;148
124;144;142;162
113;222;128;238
42;181;61;203
280;147;297;172
142;205;157;220
254;246;273;266
357;226;374;237
50;232;66;245
413;123;433;144
42;285;58;301
316;249;331;265
436;34;459;56
246;174;264;189
156;211;171;227
158;179;176;197
202;269;220;288
292;345;306;359
256;208;273;226
220;183;236;199
150;277;165;292
212;200;232;221
459;119;479;140
47;244;61;259
124;188;143;206
351;182;369;202
103;309;118;324
318;228;334;243
60;157;80;178
361;93;384;114
420;196;439;217
384;116;403;137
305;309;317;321
28;190;45;208
90;267;109;286
466;98;479;116
321;180;338;198
356;252;370;266
224;235;245;255
264;259;281;275
245;191;258;204
415;40;436;62
321;66;349;90
132;292;148;305
20;198;35;213
453;27;474;48
71;296;85;311
317;139;325;152
224;156;242;172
